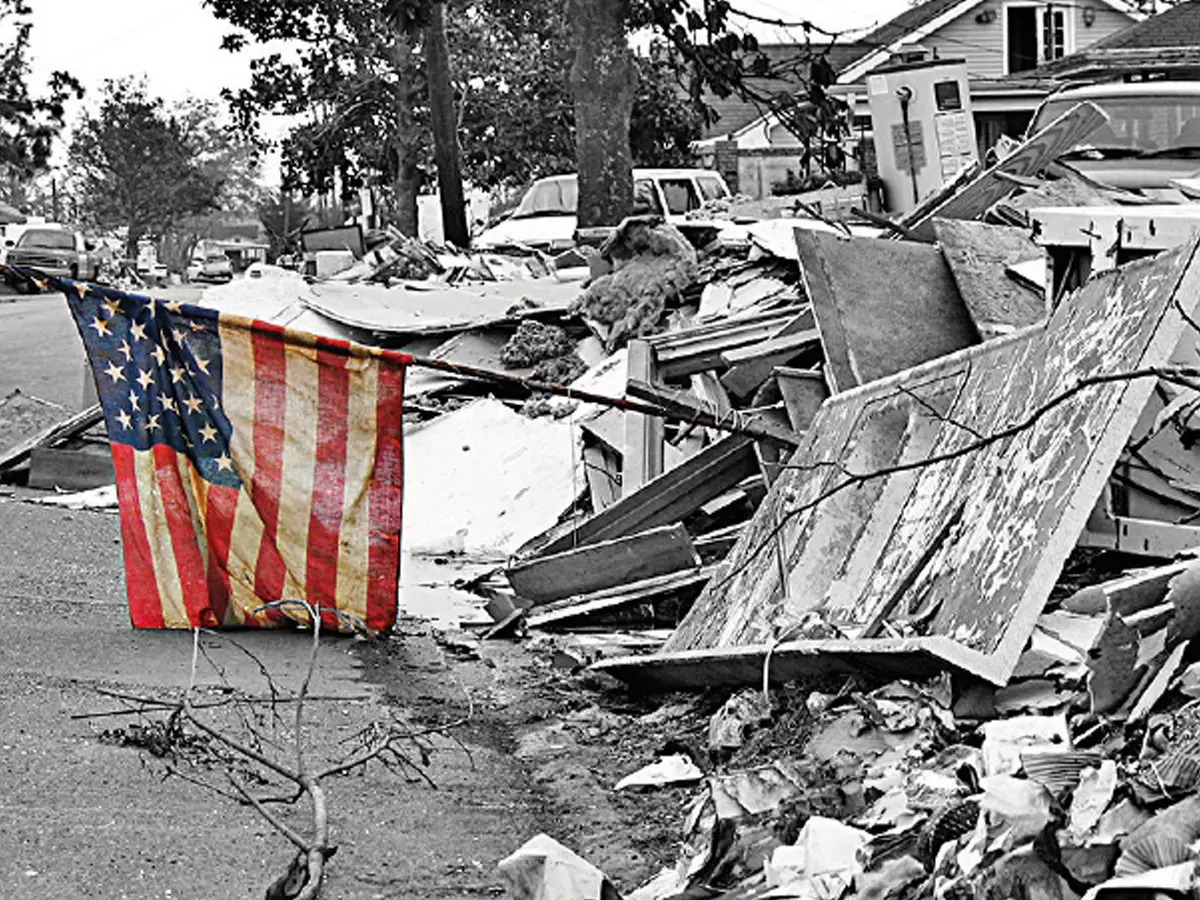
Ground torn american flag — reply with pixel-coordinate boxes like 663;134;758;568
59;278;409;633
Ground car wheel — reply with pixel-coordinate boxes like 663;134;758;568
91;266;100;282
69;264;79;280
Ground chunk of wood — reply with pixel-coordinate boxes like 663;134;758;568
796;231;978;393
902;102;1108;241
507;523;700;604
522;432;759;558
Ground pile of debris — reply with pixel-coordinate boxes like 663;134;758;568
13;98;1200;900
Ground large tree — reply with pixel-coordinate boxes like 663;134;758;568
0;0;82;181
67;80;224;258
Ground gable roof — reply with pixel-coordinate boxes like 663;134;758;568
699;42;873;139
860;0;969;49
840;0;1140;84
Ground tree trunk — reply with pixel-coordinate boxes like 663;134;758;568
392;147;420;237
567;0;636;228
389;33;421;238
424;1;470;248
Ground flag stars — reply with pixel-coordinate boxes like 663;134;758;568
101;297;121;317
145;413;161;433
188;321;205;332
161;395;178;414
199;423;218;444
75;282;90;299
115;409;132;430
118;340;132;361
194;356;211;375
165;300;183;313
151;344;166;366
129;390;141;412
184;394;203;414
215;453;233;472
130;321;148;342
169;365;186;384
173;328;186;344
88;316;111;337
136;369;155;390
104;361;126;383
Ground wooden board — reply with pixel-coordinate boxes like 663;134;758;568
719;309;817;400
932;219;1046;340
507;523;700;604
623;340;663;496
648;309;803;380
796;231;979;393
775;367;829;433
596;237;1200;690
903;101;1108;242
526;567;713;630
719;329;821;399
521;433;759;558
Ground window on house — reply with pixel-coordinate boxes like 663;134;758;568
1007;4;1071;74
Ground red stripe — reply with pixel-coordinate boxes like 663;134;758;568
250;327;288;604
112;444;165;628
152;445;216;627
306;348;350;629
204;482;238;627
367;359;406;633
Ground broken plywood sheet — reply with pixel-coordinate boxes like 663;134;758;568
402;398;578;559
796;231;979;393
403;327;535;397
933;219;1045;339
596;237;1200;690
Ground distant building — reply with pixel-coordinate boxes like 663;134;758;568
695;0;1140;198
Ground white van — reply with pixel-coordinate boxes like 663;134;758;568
476;168;732;251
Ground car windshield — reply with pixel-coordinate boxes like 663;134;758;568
1034;94;1200;158
17;229;74;250
512;178;578;218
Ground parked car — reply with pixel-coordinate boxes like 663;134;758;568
476;168;733;251
1028;81;1200;194
2;226;100;281
185;251;233;283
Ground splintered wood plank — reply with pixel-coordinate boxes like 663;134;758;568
903;101;1108;242
797;231;978;393
932;219;1046;340
0;404;104;473
596;236;1200;690
521;433;759;558
719;329;821;399
507;523;700;604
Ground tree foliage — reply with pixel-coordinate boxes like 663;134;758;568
0;0;82;179
67;81;227;256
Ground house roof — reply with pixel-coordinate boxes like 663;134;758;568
859;0;968;49
1089;0;1200;50
699;42;873;139
1025;0;1200;79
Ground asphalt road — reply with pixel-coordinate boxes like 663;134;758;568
0;286;555;898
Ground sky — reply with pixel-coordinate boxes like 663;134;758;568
22;0;914;178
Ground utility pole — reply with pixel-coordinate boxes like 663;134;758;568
51;177;60;222
423;1;469;247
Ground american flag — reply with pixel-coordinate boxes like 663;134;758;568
57;277;409;634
